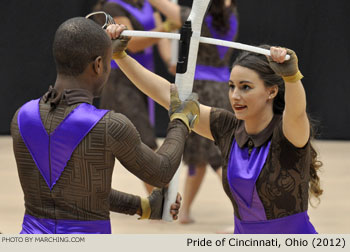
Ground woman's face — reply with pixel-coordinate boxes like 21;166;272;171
228;65;276;121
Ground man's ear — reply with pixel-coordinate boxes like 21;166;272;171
268;85;279;99
92;56;103;75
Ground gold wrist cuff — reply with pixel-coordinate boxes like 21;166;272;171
139;197;151;220
112;51;127;60
282;71;304;83
170;113;190;132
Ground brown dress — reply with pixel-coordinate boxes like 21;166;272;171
210;108;312;220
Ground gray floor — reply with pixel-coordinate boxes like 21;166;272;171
0;136;349;234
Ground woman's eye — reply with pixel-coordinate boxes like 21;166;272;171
242;85;251;90
229;85;235;90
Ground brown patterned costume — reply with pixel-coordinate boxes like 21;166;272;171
11;87;188;221
180;7;236;170
99;0;158;149
210;108;311;220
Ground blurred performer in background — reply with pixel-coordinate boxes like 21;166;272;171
149;0;238;224
93;0;177;194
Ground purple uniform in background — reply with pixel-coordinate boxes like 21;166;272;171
194;13;238;83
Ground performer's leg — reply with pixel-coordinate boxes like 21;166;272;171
179;164;207;224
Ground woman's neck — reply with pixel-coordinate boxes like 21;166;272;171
244;111;274;135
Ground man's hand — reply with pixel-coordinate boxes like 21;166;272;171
105;24;131;59
140;188;182;220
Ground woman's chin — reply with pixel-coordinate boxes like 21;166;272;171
233;110;247;120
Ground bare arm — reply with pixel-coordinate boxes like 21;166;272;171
157;37;171;69
115;55;214;140
269;47;309;147
155;11;172;67
283;79;309;147
148;0;182;27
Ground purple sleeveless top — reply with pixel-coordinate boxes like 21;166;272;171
17;99;110;234
227;140;317;234
108;0;155;71
194;13;238;83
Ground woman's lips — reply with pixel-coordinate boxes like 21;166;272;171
233;104;247;111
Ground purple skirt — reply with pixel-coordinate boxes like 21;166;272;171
234;211;317;234
20;214;111;234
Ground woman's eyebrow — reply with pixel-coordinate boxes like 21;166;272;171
239;80;253;84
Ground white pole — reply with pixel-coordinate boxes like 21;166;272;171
121;30;180;40
170;0;179;65
120;30;290;60
199;36;290;60
161;0;212;222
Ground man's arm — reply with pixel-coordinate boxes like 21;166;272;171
106;112;188;188
109;188;181;220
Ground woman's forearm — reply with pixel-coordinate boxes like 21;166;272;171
115;55;214;141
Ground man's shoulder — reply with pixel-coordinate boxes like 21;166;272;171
104;110;140;143
104;110;134;127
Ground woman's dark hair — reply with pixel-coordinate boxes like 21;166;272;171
208;0;236;34
232;45;323;203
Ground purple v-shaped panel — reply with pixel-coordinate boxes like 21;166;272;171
227;140;271;221
18;99;108;190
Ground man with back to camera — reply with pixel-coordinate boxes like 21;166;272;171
10;17;199;234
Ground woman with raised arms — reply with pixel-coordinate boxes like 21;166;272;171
106;24;322;234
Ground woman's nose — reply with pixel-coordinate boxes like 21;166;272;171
230;88;241;100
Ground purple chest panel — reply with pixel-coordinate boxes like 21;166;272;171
205;13;238;60
227;140;271;221
17;99;108;190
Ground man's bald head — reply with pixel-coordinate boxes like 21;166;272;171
53;17;111;76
